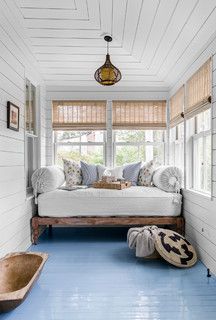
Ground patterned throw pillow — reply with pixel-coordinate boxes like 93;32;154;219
123;162;142;186
63;159;82;187
138;160;154;186
80;161;98;186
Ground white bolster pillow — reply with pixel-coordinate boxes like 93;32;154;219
153;166;182;192
31;166;65;195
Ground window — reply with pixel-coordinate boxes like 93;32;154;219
169;85;184;173
26;79;36;135
169;122;184;174
114;130;165;166
25;135;38;193
188;109;211;194
25;79;38;194
55;131;106;166
185;58;212;195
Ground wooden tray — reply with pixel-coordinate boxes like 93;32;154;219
93;181;132;190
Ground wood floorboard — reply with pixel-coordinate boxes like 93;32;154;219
1;227;216;320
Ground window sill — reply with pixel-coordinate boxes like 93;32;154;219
182;188;212;200
26;192;34;201
26;132;38;138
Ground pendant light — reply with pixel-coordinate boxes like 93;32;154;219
94;35;121;86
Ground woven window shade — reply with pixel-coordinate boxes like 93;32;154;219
112;100;166;129
170;86;184;127
52;100;106;130
185;58;212;119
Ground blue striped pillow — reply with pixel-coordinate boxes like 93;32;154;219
80;161;98;186
123;162;142;186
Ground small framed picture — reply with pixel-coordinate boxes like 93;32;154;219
7;101;20;131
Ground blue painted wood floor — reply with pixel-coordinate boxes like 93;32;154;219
1;227;216;320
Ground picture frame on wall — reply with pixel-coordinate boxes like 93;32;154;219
7;101;20;131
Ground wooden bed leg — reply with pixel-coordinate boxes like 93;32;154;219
32;217;39;245
48;224;53;236
176;217;185;235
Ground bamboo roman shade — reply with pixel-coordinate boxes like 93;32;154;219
185;58;212;119
112;100;166;129
170;86;184;127
52;100;106;130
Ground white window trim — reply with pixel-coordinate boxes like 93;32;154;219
191;129;211;195
25;80;40;198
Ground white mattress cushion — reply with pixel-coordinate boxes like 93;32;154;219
38;186;182;217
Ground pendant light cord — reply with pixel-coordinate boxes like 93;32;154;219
107;41;109;55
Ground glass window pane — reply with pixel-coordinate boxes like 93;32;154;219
153;130;164;142
56;131;81;143
80;145;104;164
57;144;104;166
56;130;105;166
115;146;140;166
145;130;153;142
56;145;80;166
203;109;211;131
153;145;164;165
193;136;204;192
30;84;36;135
174;141;184;173
115;144;164;166
197;109;211;133
170;127;176;142
25;81;30;132
56;131;104;143
115;130;145;142
204;134;211;193
80;131;104;142
178;122;184;140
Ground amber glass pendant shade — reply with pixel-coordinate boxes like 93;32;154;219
94;36;121;86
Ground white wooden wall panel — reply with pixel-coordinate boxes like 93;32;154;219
0;1;47;258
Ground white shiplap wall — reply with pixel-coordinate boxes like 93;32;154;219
45;86;168;165
0;1;46;257
169;34;216;274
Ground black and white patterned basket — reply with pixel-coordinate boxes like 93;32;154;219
155;229;197;268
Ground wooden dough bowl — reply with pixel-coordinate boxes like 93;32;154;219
0;252;48;313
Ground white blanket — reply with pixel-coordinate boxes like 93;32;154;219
127;226;159;257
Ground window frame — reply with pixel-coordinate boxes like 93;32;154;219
191;125;211;195
54;131;107;165
185;108;212;196
113;130;165;166
25;79;39;196
169;123;184;173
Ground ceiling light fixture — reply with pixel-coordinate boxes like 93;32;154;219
94;35;121;86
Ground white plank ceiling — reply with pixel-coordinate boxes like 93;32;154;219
16;0;216;87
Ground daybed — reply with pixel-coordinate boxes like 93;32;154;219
32;185;184;244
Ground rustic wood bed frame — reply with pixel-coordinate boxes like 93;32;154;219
31;215;185;244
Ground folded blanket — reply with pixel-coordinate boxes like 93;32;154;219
127;226;159;258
